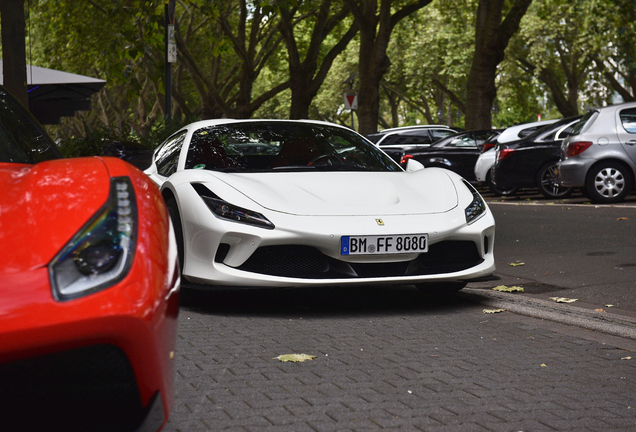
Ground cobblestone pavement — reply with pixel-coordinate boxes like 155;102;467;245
162;286;636;431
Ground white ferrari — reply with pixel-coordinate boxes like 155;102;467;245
145;119;495;293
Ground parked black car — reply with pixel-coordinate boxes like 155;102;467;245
383;130;500;182
492;116;581;198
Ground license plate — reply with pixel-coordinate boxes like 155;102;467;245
340;234;428;255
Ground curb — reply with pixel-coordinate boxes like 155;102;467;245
460;288;636;340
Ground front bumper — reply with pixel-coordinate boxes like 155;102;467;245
182;204;496;289
0;265;180;432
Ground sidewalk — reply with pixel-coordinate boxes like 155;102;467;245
163;287;636;431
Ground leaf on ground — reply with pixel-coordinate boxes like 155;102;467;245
549;297;578;303
621;356;632;360
274;354;316;363
605;304;615;308
540;364;547;367
509;262;525;266
595;308;605;312
492;285;524;292
483;308;506;314
617;217;628;221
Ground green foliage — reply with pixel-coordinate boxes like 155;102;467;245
13;0;636;139
57;116;191;158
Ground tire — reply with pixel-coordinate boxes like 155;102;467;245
415;281;467;295
165;196;185;273
487;169;517;197
584;161;632;204
537;162;573;198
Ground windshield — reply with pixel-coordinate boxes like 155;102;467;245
0;87;61;164
185;122;402;172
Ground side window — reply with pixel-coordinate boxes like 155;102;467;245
555;123;577;141
619;108;636;133
155;131;186;177
446;137;477;148
430;129;455;141
380;131;432;146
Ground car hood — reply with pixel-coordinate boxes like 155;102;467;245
0;158;111;273
212;169;459;216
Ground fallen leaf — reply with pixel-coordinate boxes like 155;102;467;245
483;308;506;314
549;297;578;303
540;364;547;367
605;304;615;308
274;354;316;363
492;285;524;292
509;262;525;266
617;217;629;221
621;356;632;360
595;308;605;312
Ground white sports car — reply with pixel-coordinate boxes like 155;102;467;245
145;119;495;293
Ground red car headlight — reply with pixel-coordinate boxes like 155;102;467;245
49;177;137;301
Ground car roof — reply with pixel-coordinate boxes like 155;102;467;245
497;119;559;143
180;118;354;133
375;124;455;134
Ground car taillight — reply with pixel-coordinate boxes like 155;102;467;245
566;141;593;158
482;143;494;153
400;154;414;164
497;148;515;162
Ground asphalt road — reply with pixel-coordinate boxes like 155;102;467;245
162;189;636;431
477;189;636;313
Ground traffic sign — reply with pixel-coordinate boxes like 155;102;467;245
344;90;358;110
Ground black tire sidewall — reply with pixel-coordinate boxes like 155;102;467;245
537;162;572;198
585;161;632;204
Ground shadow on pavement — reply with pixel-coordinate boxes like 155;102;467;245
179;284;476;318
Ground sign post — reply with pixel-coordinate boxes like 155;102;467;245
344;89;358;130
165;0;176;120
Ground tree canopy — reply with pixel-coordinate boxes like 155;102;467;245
1;0;634;143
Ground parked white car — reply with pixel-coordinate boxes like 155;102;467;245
145;119;496;294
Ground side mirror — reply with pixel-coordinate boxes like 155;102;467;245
405;158;425;172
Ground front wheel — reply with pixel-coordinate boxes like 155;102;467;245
584;161;632;203
537;162;572;198
487;169;517;197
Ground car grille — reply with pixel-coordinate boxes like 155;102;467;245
236;241;483;279
0;344;145;432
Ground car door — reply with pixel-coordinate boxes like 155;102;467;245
616;106;636;165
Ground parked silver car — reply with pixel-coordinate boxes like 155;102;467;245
557;102;636;203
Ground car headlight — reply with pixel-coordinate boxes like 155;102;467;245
463;180;487;224
50;177;137;301
193;183;274;230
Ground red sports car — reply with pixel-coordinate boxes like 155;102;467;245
0;86;180;431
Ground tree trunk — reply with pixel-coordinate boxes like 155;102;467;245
279;2;357;120
1;0;28;108
345;0;432;135
465;0;533;130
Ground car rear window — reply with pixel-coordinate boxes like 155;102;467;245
571;110;598;136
